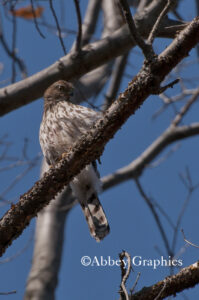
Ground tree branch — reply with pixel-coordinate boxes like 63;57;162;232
147;0;172;45
130;261;199;299
49;0;66;55
81;0;101;47
135;178;172;256
102;123;199;191
119;0;155;59
172;88;199;126
103;53;129;110
24;182;73;299
73;0;82;53
0;17;186;117
30;0;45;39
0;11;27;79
0;17;199;256
119;251;132;300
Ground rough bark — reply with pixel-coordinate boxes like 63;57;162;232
130;261;199;299
0;18;185;116
0;18;199;257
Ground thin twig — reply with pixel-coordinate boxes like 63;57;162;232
154;245;164;256
147;0;173;45
118;0;154;60
174;242;190;260
0;230;34;264
119;251;131;300
0;12;27;78
0;290;16;295
157;78;180;94
10;4;17;83
147;143;180;168
49;0;66;55
135;178;172;257
171;169;199;254
181;229;199;249
172;9;183;22
73;0;82;53
179;172;190;190
152;88;188;120
0;159;36;172
30;0;45;39
185;166;193;187
130;272;141;296
154;280;167;300
1;153;41;198
172;88;199;126
22;137;29;160
103;53;129;110
151;197;175;229
81;0;101;46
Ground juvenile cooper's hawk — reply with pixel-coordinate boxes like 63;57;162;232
39;80;110;241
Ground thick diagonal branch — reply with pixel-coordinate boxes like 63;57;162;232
0;17;199;256
130;261;199;300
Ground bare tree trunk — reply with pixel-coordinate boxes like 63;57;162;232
24;161;75;300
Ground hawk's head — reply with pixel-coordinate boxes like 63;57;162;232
44;80;74;104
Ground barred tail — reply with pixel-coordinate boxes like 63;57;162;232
81;193;110;242
70;164;110;241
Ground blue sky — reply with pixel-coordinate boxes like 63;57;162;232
0;1;199;299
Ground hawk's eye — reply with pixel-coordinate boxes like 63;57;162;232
58;85;65;91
